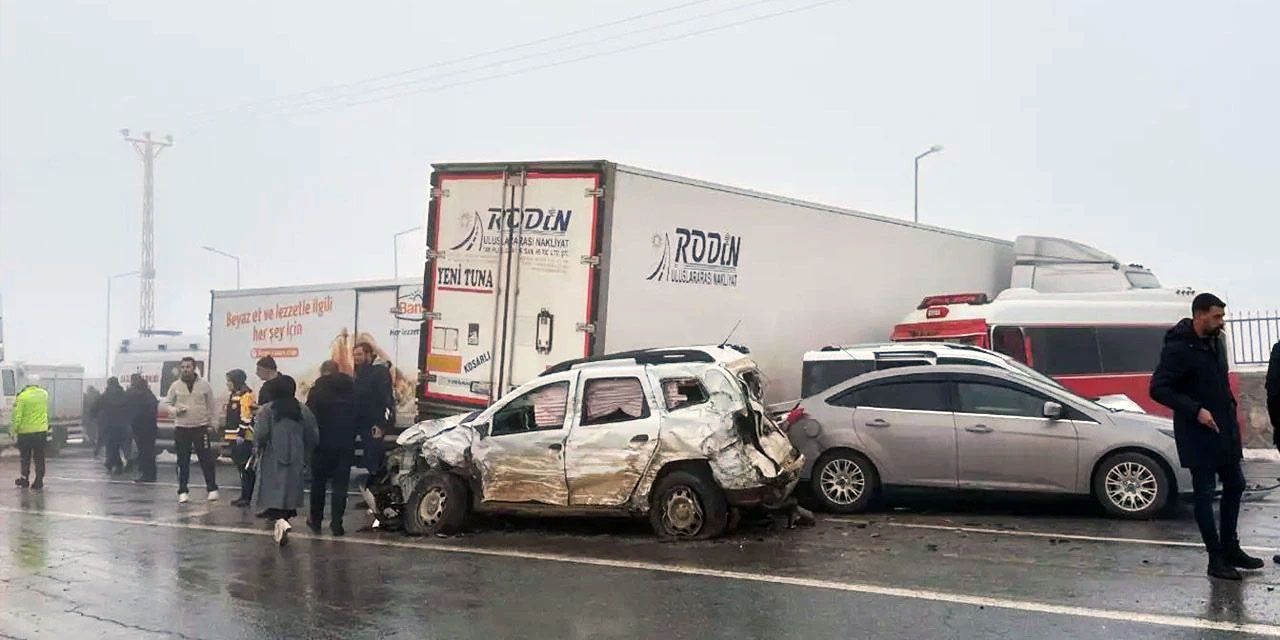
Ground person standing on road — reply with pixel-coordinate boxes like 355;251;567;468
255;356;292;405
83;384;101;456
353;342;394;479
254;375;319;546
94;377;133;476
1268;341;1279;451
127;374;159;483
163;357;219;504
305;360;358;536
224;370;257;507
1151;293;1262;580
11;382;50;490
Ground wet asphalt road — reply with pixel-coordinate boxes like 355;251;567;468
6;451;1280;639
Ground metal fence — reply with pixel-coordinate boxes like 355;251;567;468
1227;311;1279;366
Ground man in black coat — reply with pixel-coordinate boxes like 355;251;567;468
353;342;394;479
306;360;359;536
1151;293;1262;580
1268;341;1279;451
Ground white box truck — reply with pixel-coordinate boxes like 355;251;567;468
420;161;1016;415
1;362;85;449
209;279;424;428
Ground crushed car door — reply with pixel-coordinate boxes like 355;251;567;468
564;372;661;506
471;377;576;505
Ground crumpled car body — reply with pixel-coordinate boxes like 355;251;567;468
375;346;803;536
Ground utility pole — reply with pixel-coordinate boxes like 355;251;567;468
121;129;173;335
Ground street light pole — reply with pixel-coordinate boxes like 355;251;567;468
393;226;423;277
201;246;241;289
913;145;944;224
106;270;141;376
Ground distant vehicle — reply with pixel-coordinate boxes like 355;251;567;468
371;345;802;540
0;362;85;450
208;279;423;436
113;333;208;453
801;342;1144;414
891;236;1215;417
420;160;1017;417
783;364;1192;520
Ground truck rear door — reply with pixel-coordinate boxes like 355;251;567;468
424;168;602;409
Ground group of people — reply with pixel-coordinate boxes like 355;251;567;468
17;342;397;547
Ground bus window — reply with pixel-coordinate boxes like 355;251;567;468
1097;326;1166;374
1025;327;1102;375
2;369;15;396
992;326;1028;364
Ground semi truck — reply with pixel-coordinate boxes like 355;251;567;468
0;362;85;449
209;279;424;430
418;160;1017;416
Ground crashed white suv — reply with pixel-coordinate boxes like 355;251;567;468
371;346;804;540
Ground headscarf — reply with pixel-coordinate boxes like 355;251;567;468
226;369;250;393
268;375;302;422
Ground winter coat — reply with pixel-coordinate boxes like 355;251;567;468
253;402;319;511
163;377;216;429
306;373;359;452
127;387;158;436
11;386;49;435
93;387;134;442
1268;341;1279;446
1150;318;1240;469
354;362;394;430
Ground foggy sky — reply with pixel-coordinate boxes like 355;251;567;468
1;0;1276;375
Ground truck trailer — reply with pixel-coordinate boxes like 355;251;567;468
419;160;1016;415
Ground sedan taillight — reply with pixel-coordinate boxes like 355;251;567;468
782;406;808;432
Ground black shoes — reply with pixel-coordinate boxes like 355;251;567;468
331;524;345;537
306;519;323;534
1208;554;1243;581
15;477;29;488
1225;546;1265;571
231;497;251;507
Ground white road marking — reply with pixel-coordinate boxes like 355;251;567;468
40;475;364;497
830;518;1275;553
3;506;1279;637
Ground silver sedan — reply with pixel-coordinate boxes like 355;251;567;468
783;365;1192;519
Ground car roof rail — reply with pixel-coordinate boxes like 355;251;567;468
541;349;717;376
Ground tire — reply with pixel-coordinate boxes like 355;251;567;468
403;472;469;536
810;450;879;514
1093;452;1169;520
649;469;730;540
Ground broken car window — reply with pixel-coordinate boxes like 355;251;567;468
490;382;570;436
582;377;650;426
661;378;709;411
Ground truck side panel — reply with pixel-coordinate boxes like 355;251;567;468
600;167;1014;404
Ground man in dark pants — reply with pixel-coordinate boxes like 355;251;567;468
1151;293;1262;580
1268;340;1279;452
306;361;359;536
353;342;394;479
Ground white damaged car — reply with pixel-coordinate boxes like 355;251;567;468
368;346;804;540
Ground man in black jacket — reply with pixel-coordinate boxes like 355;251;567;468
1151;293;1262;580
353;342;394;479
306;360;359;536
1268;341;1279;451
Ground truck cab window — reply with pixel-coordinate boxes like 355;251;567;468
2;370;15;396
992;326;1028;364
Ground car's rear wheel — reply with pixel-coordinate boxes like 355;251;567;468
649;469;729;540
1093;452;1169;519
404;472;469;536
811;450;879;514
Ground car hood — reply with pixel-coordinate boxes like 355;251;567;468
1107;410;1174;432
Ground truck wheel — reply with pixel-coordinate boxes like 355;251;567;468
649;469;729;540
810;450;879;514
403;473;469;536
1093;452;1169;519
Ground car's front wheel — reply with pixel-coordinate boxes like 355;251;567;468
404;472;469;536
649;469;729;540
1093;452;1169;519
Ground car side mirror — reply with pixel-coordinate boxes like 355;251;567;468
1043;401;1064;420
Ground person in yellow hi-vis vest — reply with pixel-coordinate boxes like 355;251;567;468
224;369;257;507
12;382;50;490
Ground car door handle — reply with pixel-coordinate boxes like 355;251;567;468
864;419;890;428
548;443;563;452
965;425;993;434
629;434;650;445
